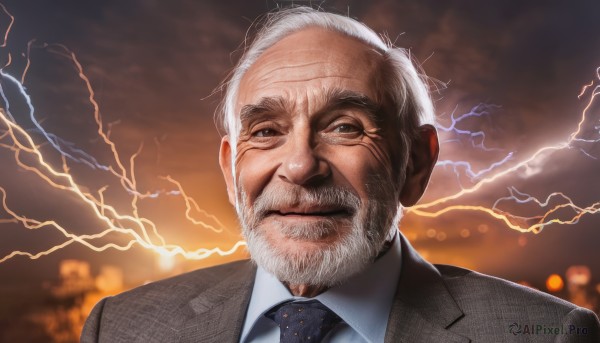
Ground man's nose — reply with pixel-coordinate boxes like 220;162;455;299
278;132;330;186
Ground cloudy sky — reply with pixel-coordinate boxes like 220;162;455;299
0;0;599;293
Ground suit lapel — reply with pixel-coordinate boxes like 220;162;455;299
178;261;256;343
385;234;470;343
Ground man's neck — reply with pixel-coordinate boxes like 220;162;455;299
285;283;327;297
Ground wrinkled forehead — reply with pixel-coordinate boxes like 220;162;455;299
236;27;385;115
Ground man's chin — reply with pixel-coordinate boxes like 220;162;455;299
241;206;389;287
245;229;376;288
272;237;338;256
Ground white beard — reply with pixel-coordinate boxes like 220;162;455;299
236;180;402;287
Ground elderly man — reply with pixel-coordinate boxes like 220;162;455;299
82;7;599;343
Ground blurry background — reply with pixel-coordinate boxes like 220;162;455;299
0;0;599;341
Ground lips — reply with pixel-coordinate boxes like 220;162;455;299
266;206;351;217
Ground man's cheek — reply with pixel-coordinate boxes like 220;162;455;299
235;162;274;206
233;142;255;169
320;134;393;173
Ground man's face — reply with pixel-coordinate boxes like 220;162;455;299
220;28;407;286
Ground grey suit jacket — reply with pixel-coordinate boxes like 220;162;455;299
81;235;600;342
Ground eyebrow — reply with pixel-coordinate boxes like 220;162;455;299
239;89;382;126
319;89;381;123
239;96;289;126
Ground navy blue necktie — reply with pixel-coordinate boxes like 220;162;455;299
266;300;342;342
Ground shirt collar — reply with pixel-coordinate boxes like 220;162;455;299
241;231;402;343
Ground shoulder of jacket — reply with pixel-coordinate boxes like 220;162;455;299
434;263;579;313
105;259;253;308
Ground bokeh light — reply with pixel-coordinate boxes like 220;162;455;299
546;274;565;293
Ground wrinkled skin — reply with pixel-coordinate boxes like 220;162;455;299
219;28;439;296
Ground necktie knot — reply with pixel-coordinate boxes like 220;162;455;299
267;300;342;342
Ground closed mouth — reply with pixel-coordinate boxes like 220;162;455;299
266;207;352;218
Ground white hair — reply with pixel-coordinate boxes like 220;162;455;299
217;6;436;209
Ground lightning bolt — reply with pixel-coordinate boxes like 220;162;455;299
409;68;600;233
0;7;246;263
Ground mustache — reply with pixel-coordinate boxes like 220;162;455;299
252;184;361;220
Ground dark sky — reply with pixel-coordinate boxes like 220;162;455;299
0;0;599;290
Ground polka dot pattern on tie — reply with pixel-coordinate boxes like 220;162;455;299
266;300;342;342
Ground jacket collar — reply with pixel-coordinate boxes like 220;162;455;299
178;261;256;343
385;234;470;343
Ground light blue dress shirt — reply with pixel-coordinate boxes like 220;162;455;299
240;231;402;343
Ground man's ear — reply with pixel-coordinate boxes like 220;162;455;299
218;135;236;206
400;124;439;207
